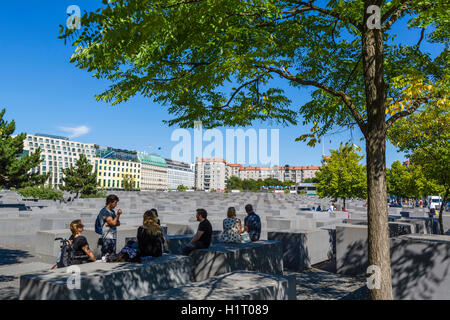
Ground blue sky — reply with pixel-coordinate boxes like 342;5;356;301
0;1;440;167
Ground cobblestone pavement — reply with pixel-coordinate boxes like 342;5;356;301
285;262;369;300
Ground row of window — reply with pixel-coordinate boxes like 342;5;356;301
96;159;140;168
98;179;140;188
97;166;138;173
27;136;94;149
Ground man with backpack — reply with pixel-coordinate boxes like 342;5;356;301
95;194;123;257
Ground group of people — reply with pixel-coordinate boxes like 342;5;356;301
64;195;262;266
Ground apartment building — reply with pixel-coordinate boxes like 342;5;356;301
195;158;226;191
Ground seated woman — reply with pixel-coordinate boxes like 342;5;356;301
150;208;169;251
68;219;96;263
137;210;164;258
220;207;243;243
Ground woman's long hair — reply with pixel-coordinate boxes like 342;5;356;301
143;210;162;237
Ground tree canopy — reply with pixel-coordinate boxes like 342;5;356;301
316;143;367;208
0;109;48;189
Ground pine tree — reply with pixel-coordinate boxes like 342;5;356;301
62;154;98;197
0;108;48;189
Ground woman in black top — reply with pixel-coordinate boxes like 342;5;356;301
137;210;164;258
68;220;96;263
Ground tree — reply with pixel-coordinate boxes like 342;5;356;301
387;161;414;199
177;184;187;192
226;176;242;191
62;154;98;197
122;174;136;191
389;104;449;234
0;109;48;189
316;143;367;209
60;0;449;299
304;177;319;183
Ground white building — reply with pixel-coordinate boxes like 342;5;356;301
23;133;96;189
165;158;194;190
195;158;226;191
138;153;168;191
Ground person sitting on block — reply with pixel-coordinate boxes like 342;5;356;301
181;209;212;255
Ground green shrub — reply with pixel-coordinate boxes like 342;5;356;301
17;186;63;200
80;191;107;199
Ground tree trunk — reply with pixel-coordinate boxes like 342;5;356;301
363;0;393;300
438;188;449;235
343;197;346;210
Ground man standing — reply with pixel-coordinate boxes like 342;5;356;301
181;209;212;256
244;204;261;241
97;194;123;257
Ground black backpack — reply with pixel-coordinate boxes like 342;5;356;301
56;238;74;268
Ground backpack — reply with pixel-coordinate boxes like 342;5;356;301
57;241;74;268
95;212;104;235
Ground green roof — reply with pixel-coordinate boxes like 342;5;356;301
137;153;167;167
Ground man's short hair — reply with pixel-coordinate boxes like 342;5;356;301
106;194;119;205
245;204;253;213
196;208;208;219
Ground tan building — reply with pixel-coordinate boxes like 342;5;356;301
138;153;168;191
195;158;226;191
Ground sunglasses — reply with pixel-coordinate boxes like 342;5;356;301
78;225;85;228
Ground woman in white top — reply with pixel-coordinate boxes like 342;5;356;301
220;207;243;243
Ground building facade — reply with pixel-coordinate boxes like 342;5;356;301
138;153;168;191
195;158;226;191
95;157;141;190
23;133;96;189
165;158;194;190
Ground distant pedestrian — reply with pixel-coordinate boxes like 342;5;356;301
244;204;261;241
181;209;212;256
316;205;322;212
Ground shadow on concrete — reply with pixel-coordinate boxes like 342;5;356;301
191;241;282;282
390;237;450;300
0;248;32;266
19;255;193;300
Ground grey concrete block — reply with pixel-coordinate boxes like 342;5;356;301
140;271;296;300
391;234;450;300
36;229;72;257
19;254;193;300
190;241;283;282
336;224;368;276
336;222;414;276
268;230;334;272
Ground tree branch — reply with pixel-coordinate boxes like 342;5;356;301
385;95;430;129
382;1;411;32
256;64;367;135
224;76;263;109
